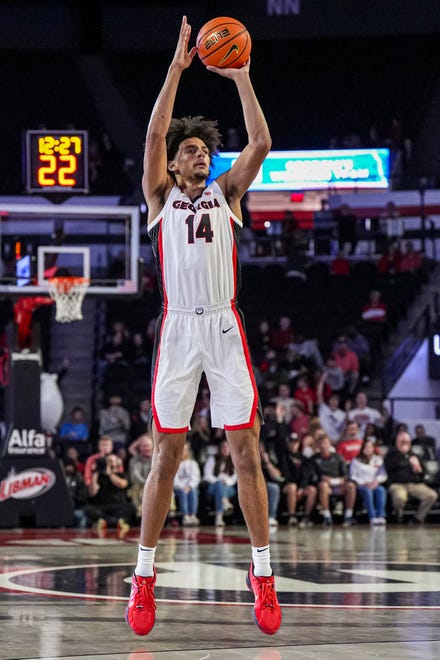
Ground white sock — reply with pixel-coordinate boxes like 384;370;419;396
135;545;156;577
345;508;353;518
252;545;272;577
322;510;331;519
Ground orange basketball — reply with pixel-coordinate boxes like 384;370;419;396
196;16;251;69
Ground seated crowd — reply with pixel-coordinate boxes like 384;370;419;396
54;310;440;531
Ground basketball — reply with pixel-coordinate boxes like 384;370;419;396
196;17;251;69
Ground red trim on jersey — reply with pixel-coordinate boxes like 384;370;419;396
230;301;259;429
157;219;168;307
229;216;238;299
151;221;174;432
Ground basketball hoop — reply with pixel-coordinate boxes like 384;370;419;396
47;277;90;323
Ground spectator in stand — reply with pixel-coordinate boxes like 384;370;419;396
321;355;345;396
65;445;85;475
312;434;357;526
279;434;318;527
360;290;389;357
58;406;89;444
270;315;296;352
363;422;385;449
188;411;212;465
381;400;399;447
173;441;201;526
84;435;115;486
361;290;388;323
347;391;383;437
293;374;317;416
332;336;359;398
271;383;295;424
345;324;372;384
279;347;312;388
85;453;135;533
259;441;284;528
411;424;437;462
130;331;150;365
349;438;388;525
400;240;422;272
336;204;358;255
203;439;238;528
317;372;346;444
400;240;428;283
289;332;324;371
99;395;131;452
385;430;438;524
260;349;290;388
330;249;350;276
62;457;89;529
337;421;363;464
130;398;152;442
377;244;401;275
313;198;335;256
128;434;154;519
99;326;132;371
379;201;404;243
248;318;272;363
289;400;310;438
300;431;319;458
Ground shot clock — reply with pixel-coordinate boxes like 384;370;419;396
24;129;89;194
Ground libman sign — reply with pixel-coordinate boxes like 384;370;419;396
0;467;56;502
5;428;48;456
210;148;390;191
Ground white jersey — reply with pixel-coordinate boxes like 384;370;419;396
148;181;242;309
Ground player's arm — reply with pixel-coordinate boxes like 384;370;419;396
142;16;197;216
212;60;271;213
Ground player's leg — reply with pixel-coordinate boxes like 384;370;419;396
140;426;187;546
126;427;186;637
227;419;282;635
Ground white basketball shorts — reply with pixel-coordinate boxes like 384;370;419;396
151;302;260;432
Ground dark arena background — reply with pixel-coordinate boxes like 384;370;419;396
1;2;440;658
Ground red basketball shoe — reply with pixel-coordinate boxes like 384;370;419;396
246;563;282;635
125;570;157;636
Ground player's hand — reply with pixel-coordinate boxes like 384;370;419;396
172;15;197;70
206;57;251;79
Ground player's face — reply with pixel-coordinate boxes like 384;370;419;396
171;137;210;181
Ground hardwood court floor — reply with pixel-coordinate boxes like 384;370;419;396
1;522;440;659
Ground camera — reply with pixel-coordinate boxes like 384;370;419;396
94;457;108;474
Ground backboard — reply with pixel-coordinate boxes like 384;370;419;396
0;203;140;296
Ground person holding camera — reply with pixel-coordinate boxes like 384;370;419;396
84;453;136;533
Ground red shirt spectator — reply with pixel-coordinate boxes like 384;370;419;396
333;339;360;375
336;421;363;463
361;290;387;323
289;401;310;437
377;245;401;274
400;240;422;272
293;375;317;415
270;315;295;351
331;252;350;276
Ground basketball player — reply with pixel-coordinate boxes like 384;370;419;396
126;16;281;636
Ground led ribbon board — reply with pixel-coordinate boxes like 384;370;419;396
210;148;390;191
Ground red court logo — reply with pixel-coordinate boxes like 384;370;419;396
0;467;56;502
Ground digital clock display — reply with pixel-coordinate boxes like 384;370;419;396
25;130;89;193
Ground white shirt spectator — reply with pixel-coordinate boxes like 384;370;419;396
319;403;346;442
349;454;387;486
348;406;382;436
174;458;201;491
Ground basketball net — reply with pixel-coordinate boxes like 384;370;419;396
47;277;90;323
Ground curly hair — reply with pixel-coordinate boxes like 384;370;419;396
166;116;223;163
